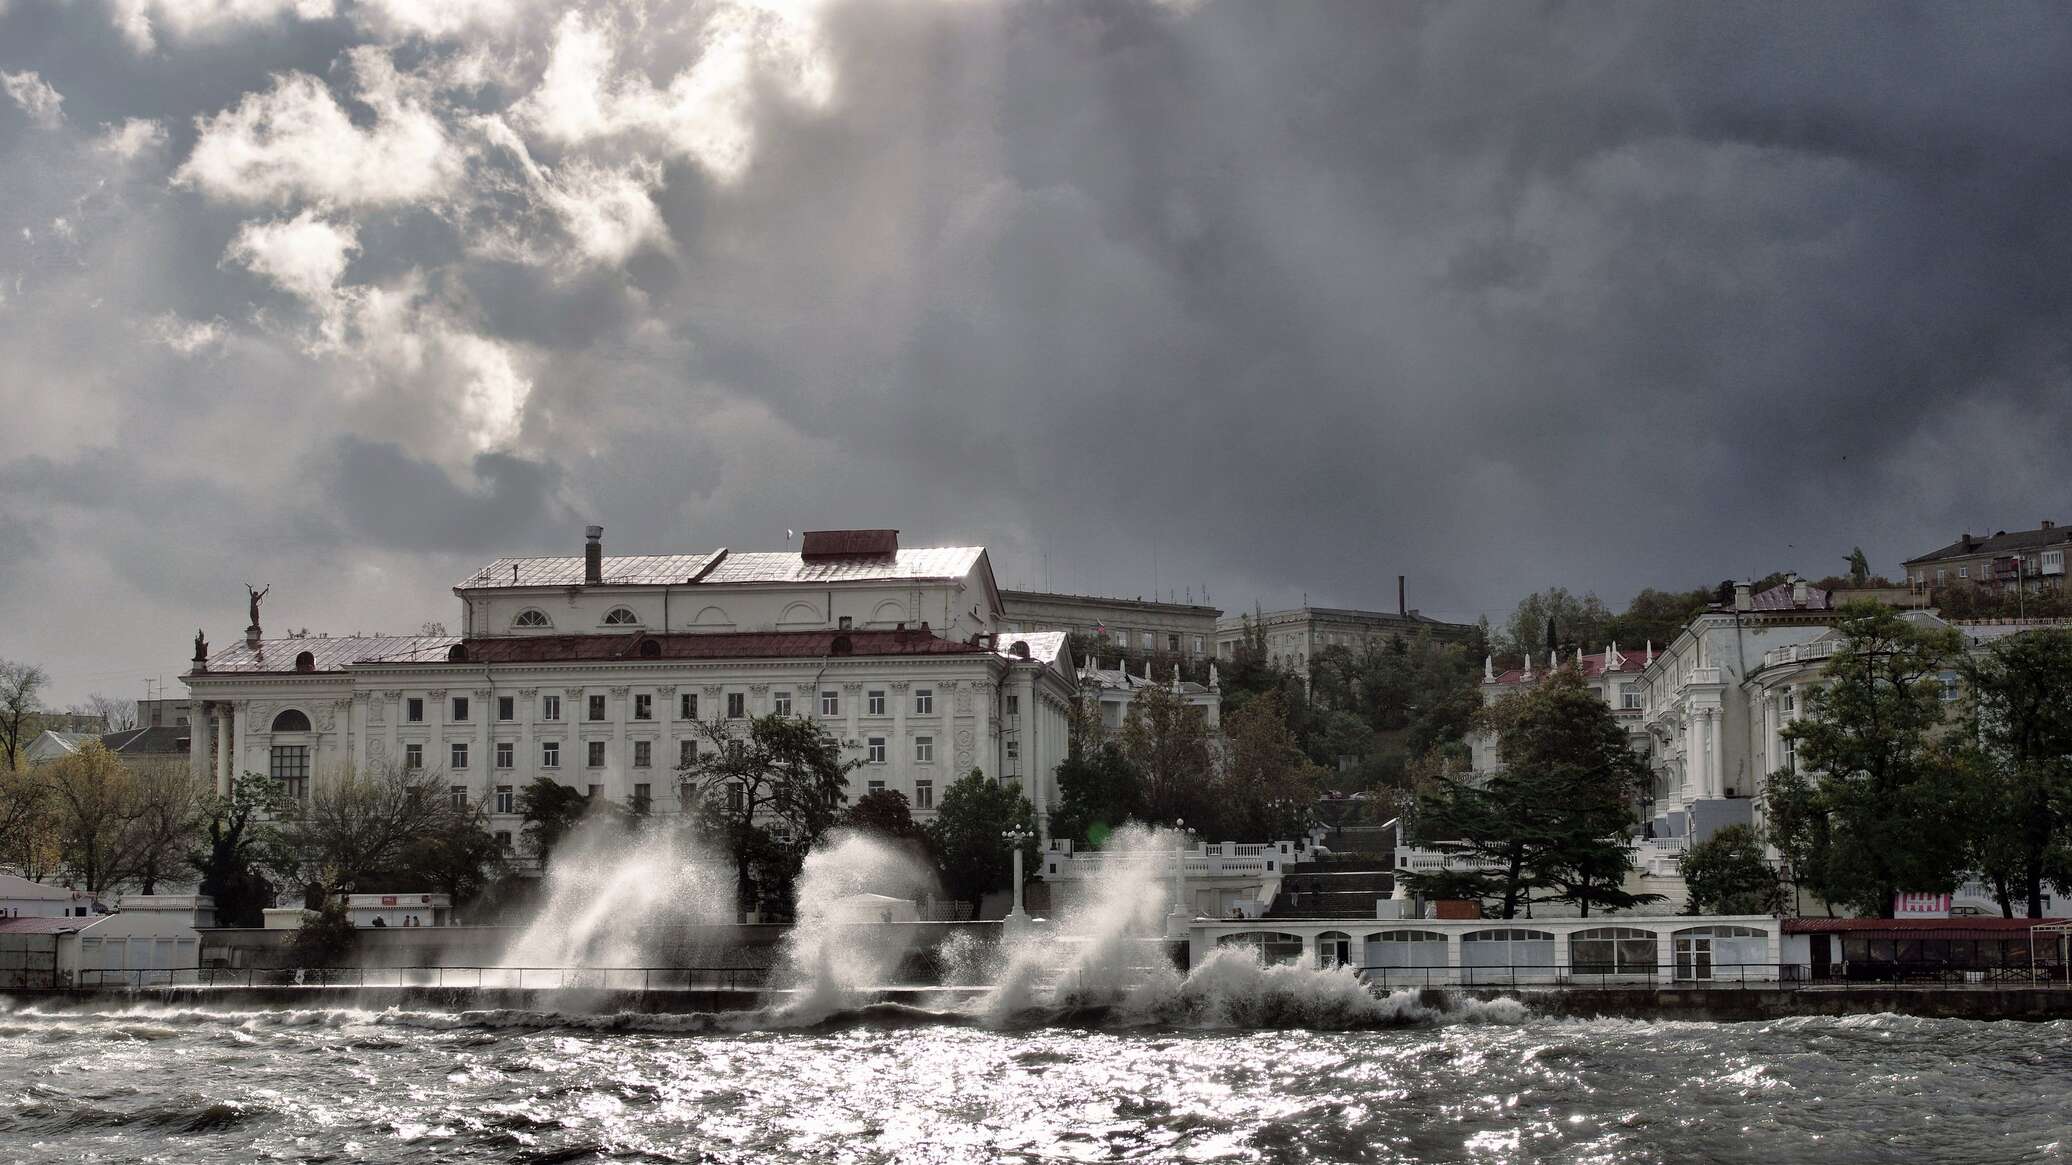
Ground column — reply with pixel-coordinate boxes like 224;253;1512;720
474;688;493;802
382;690;401;774
1445;931;1463;986
1705;708;1721;798
427;689;448;783
216;705;235;794
190;700;213;791
1018;668;1041;836
610;685;630;805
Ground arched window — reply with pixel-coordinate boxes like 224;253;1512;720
270;709;311;733
513;609;551;629
293;650;315;672
1316;930;1353;969
602;607;639;625
1569;927;1658;977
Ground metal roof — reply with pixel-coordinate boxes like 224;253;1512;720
1906;525;2072;565
449;629;990;664
197;634;462;674
1783;917;2060;936
458;554;718;590
998;631;1070;668
454;547;985;590
0;916;90;934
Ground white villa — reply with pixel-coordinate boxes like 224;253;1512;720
181;527;1078;851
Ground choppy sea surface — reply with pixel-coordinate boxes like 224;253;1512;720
2;998;2068;1164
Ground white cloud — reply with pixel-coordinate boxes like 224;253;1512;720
177;50;462;207
146;312;228;354
514;6;831;182
1;70;65;129
226;209;358;309
109;0;336;53
349;280;533;452
95;118;169;160
353;0;525;40
540;158;671;266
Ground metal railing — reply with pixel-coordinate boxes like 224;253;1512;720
61;964;772;992
1349;962;2072;991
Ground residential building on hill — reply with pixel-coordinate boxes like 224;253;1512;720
1078;657;1222;735
1000;590;1220;661
1468;644;1653;776
181;527;1078;851
1904;521;2070;593
1215;598;1477;680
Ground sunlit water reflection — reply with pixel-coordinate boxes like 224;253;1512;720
2;1002;2067;1163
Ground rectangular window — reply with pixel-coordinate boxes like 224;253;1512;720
727;692;745;719
495;785;514;814
634;694;653;721
1939;672;1960;702
270;745;309;800
867;779;885;794
494;830;513;851
451;742;468;769
914;689;933;715
450;784;469;810
1006;738;1020;763
633;740;652;768
1192;636;1205;655
404;743;423;770
497;695;515;722
727;782;743;812
1937;568;1948;584
1007;694;1019;716
587;740;606;768
1959;565;1969;579
541;740;560;768
679;739;697;767
588;694;607;722
915;736;934;763
867;690;885;716
588;784;603;800
495;741;514;769
1141;632;1154;650
774;691;792;716
1168;634;1180;653
542;694;561;721
680;693;697;720
631;783;651;814
1621;686;1642;710
867;737;886;764
914;779;933;810
452;696;470;722
820;690;839;717
1112;629;1126;646
406;697;424;723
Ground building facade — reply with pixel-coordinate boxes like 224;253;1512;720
1215;603;1477;680
182;528;1079;849
1468;645;1652;776
1077;657;1222;735
1903;521;2070;593
999;590;1220;661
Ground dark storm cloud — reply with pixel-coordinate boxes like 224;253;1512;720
2;0;2070;699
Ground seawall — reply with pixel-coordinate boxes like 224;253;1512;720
1433;985;2072;1022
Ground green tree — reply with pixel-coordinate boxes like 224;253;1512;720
1218;690;1321;841
40;742;145;893
1780;602;1966;917
840;788;926;843
287;893;357;967
1119;682;1215;826
190;773;287;927
1956;627;2072;917
1761;765;1835;916
678;713;857;916
1680;824;1786;915
518;777;593;867
925;769;1037;915
1048;741;1143;849
1402;667;1649;918
1503;589;1612;661
276;764;475;902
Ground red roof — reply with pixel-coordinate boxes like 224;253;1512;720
0;916;92;934
800;529;898;559
1491;649;1649;685
451;629;987;664
1784;917;2060;935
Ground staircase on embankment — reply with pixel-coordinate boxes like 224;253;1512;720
1264;861;1397;920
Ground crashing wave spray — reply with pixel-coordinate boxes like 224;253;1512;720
499;817;733;973
769;830;937;1020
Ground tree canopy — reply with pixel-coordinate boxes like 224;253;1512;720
926;769;1037;914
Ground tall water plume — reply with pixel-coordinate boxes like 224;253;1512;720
770;830;938;1020
500;816;734;971
983;823;1181;1018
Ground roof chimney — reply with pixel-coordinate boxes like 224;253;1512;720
2044;520;2057;531
1733;580;1753;612
584;525;603;585
1791;574;1809;608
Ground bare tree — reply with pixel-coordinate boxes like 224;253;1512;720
77;694;138;734
276;764;473;901
125;760;207;894
0;659;49;771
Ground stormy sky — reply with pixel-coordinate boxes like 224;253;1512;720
3;1;2069;704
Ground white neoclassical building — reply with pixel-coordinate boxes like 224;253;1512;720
182;528;1078;851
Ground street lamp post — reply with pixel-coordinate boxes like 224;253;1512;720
1003;825;1033;935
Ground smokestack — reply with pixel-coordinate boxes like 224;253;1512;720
584;525;603;585
1733;580;1753;612
1398;575;1406;617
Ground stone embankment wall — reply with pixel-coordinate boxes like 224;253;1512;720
1430;986;2072;1022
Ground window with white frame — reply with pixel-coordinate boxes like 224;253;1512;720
867;737;886;764
541;740;560;768
679;739;697;766
451;696;470;722
774;691;792;716
633;740;652;768
513;609;551;628
634;694;652;720
450;742;468;769
450;785;468;810
588;694;606;721
406;697;424;723
497;695;514;721
914;779;933;810
542;694;561;721
495;741;514;769
727;692;745;719
1007;694;1019;716
680;692;698;720
587;740;606;767
404;743;423;770
915;736;934;763
631;783;651;814
867;690;885;716
867;779;885;794
495;785;514;814
603;607;639;625
914;689;933;715
821;690;839;717
271;745;309;800
1959;565;1969;579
